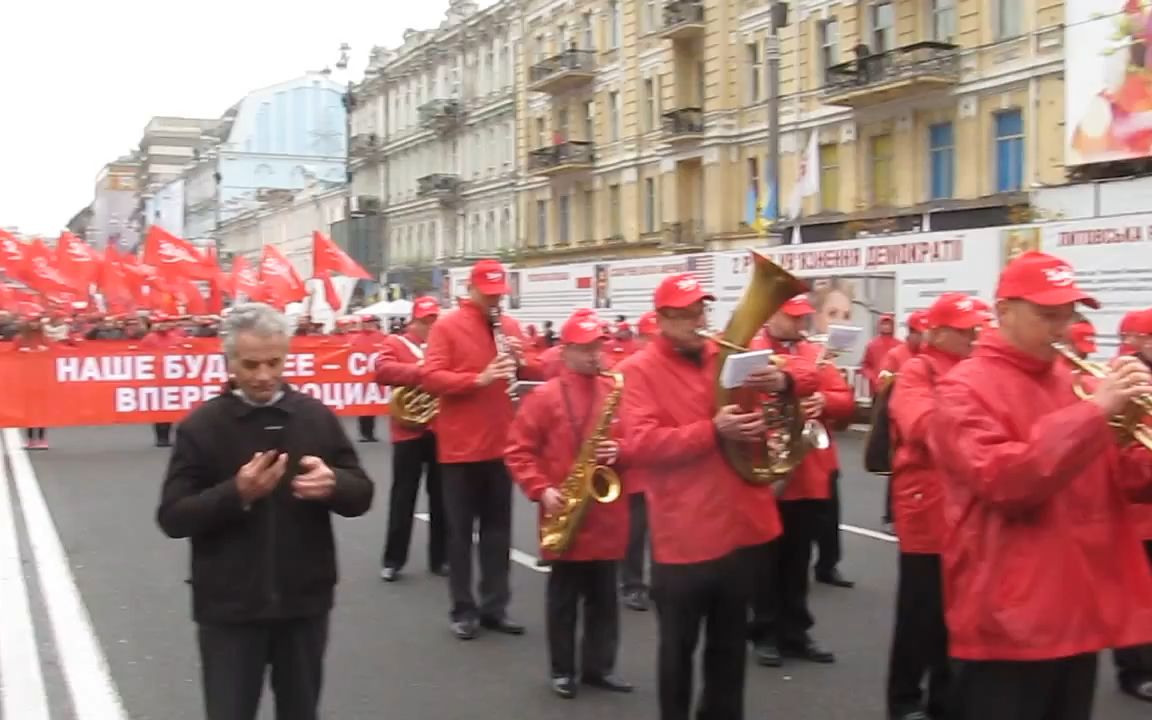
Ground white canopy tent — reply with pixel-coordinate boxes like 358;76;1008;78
357;298;413;317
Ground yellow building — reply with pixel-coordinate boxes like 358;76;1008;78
515;0;1065;259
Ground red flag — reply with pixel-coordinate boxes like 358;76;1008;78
54;232;101;292
312;231;371;280
98;247;135;313
141;227;216;281
21;240;80;297
258;245;308;307
0;229;29;280
230;256;263;301
319;271;342;311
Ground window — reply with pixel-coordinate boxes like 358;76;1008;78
583;101;595;141
995;110;1024;192
536;199;549;246
558;194;571;245
583;188;596;240
609;184;622;236
607;0;621;48
557;108;570;140
747;156;761;201
746;43;762;103
696;61;706;106
996;0;1021;40
646;0;658;32
644;177;658;233
931;0;956;43
643;78;657;130
536;117;546;147
535;34;546;63
609;91;621;141
819;19;839;74
869;134;895;205
582;11;595;49
928;122;955;199
557;23;569;50
871;1;894;53
818;144;840;211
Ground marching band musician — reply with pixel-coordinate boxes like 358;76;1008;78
928;251;1152;720
881;310;929;524
422;259;540;640
861;313;901;394
373;297;447;582
884;292;984;720
505;309;633;700
1116;309;1146;358
619;272;818;720
746;294;854;669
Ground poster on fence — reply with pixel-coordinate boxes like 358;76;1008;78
0;338;391;427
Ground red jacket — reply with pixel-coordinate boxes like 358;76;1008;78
538;345;563;380
505;367;629;561
613;351;648;496
423;300;540;463
373;331;435;443
620;336;817;564
888;346;963;554
930;331;1152;661
861;334;902;393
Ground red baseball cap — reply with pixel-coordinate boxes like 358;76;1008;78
470;259;510;295
653;273;714;310
411;296;441;319
1066;321;1097;355
637;311;659;337
1128;308;1152;335
996;251;1099;309
925;292;985;330
908;310;929;332
561;310;607;344
780;295;815;317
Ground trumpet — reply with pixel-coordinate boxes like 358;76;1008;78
1052;342;1152;451
799;332;842;451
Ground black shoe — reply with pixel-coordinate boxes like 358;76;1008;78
359;436;378;443
1120;677;1152;702
155;440;171;448
814;568;855;588
551;676;577;699
780;637;836;663
583;674;633;693
480;616;525;635
623;590;649;611
753;640;782;667
892;712;930;720
450;619;479;640
430;563;449;577
380;567;399;582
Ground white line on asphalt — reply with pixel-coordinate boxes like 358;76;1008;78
2;428;130;720
413;512;549;573
0;433;51;720
841;523;898;543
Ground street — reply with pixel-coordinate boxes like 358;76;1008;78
0;423;1147;720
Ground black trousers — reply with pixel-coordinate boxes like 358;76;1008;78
749;500;821;645
197;614;330;720
153;422;173;444
887;553;950;718
1114;540;1152;687
547;560;620;678
949;653;1097;720
652;549;753;720
884;474;894;524
441;460;513;622
357;416;377;440
382;432;445;571
814;471;842;574
24;427;45;442
621;493;650;593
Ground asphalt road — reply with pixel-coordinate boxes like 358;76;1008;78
0;423;1147;720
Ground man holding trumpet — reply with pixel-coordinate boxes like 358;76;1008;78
929;251;1152;720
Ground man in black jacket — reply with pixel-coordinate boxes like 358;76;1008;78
157;302;374;720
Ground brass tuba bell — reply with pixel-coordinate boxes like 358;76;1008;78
1053;343;1152;451
391;385;439;429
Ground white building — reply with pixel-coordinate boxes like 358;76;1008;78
350;0;520;278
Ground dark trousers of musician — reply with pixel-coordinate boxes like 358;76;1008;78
382;432;446;572
621;493;650;594
1114;540;1152;692
547;560;620;678
197;614;329;720
814;471;843;575
949;653;1097;720
441;460;513;621
652;549;753;720
153;422;173;446
356;416;377;441
749;500;822;648
887;552;950;719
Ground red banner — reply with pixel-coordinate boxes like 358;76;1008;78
0;337;391;427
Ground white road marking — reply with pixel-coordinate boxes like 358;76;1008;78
841;523;898;543
414;512;549;573
0;433;51;720
3;428;129;720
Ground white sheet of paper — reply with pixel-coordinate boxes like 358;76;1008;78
720;350;776;389
826;324;863;352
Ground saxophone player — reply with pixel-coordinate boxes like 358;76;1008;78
372;297;447;582
505;309;633;700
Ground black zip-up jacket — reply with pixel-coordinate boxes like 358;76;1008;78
156;385;374;624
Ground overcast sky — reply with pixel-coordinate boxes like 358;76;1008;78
0;0;489;236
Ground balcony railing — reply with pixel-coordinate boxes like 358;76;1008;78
822;41;960;108
662;108;705;140
527;141;595;175
349;133;379;157
417;173;462;201
660;0;705;40
528;49;597;94
418;99;464;132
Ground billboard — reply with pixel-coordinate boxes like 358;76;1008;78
1065;0;1152;166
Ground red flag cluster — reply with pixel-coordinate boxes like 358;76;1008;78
0;227;369;317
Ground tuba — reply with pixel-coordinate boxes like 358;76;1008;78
1053;343;1152;451
539;370;625;554
703;251;812;486
391;385;439;429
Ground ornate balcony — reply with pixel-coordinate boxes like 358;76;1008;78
528;49;597;94
822;42;960;108
662;108;705;142
416;173;461;203
527;141;595;176
418;99;464;133
659;0;705;40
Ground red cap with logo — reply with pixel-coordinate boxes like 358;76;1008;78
925;292;986;330
908;310;929;332
470;259;510;295
653;273;715;310
411;296;441;319
637;311;659;337
780;295;815;317
561;310;607;344
1066;321;1098;355
995;251;1099;309
1128;308;1152;335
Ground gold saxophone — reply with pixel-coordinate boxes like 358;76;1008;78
539;370;625;555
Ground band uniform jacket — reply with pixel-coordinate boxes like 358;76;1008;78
505;366;629;562
612;351;649;496
929;331;1152;661
882;342;918;375
374;331;437;443
861;334;902;393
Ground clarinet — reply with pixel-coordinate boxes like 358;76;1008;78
488;306;520;400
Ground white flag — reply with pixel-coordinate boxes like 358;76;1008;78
787;132;821;219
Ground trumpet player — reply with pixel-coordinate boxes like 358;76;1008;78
929;251;1152;720
373;297;447;582
505;309;633;700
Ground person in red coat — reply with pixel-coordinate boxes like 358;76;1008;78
619;271;815;720
422;259;541;640
929;251;1152;720
373;297;447;582
885;292;983;720
861;313;901;394
881;309;929;525
506;310;633;699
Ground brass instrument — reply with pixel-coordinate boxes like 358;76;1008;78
539;370;625;554
488;305;521;401
704;250;812;485
1053;342;1152;451
391;385;439;429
